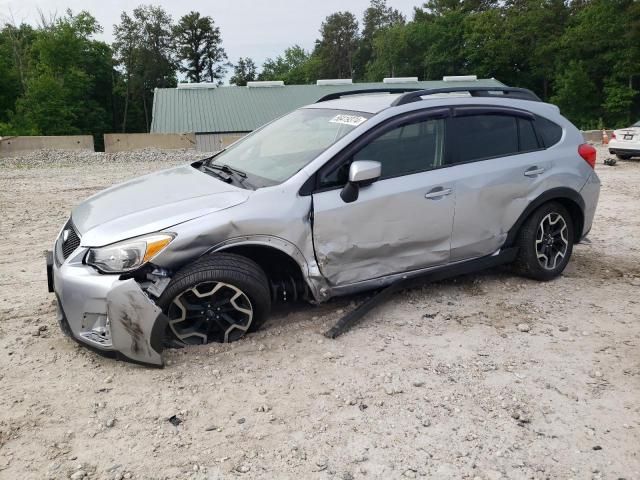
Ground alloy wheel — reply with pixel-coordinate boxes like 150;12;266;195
535;212;569;270
167;281;254;344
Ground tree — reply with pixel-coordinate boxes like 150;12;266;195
9;10;113;139
173;11;228;84
312;12;359;79
134;6;176;130
230;57;257;86
556;0;639;126
365;24;410;80
417;0;497;15
0;25;31;124
113;5;176;132
113;11;141;132
550;61;599;129
258;45;311;84
354;0;405;79
602;79;638;127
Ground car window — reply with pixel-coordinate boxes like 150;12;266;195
449;114;519;164
319;118;446;189
210;108;371;184
534;115;563;147
518;118;540;152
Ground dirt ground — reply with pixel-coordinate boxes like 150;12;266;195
0;146;638;480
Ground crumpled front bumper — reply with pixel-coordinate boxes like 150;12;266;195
48;249;167;367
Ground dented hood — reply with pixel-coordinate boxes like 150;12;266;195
73;164;250;247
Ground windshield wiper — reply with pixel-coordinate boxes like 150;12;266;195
202;162;253;188
201;164;232;183
211;163;247;178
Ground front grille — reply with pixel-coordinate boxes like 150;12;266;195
60;220;81;260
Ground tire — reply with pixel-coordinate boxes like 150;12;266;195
157;253;271;345
514;202;574;281
616;154;631;160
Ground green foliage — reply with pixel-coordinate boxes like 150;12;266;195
312;12;360;79
3;11;112;138
550;61;600;129
365;24;411;80
258;46;313;84
602;80;638;126
173;12;228;84
113;5;177;132
354;0;405;79
1;1;640;139
230;58;257;86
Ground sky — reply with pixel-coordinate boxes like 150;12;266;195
1;0;420;80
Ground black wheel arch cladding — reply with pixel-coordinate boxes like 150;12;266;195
505;187;585;247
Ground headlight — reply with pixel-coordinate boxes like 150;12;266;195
86;233;174;273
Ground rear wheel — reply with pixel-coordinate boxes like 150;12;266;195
514;202;574;281
157;253;271;345
616;154;632;160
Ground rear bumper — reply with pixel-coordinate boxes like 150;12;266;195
48;249;167;367
608;147;640;156
608;138;640;156
579;171;601;241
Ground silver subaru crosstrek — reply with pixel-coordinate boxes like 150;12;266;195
47;86;601;366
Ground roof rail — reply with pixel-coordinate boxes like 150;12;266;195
391;86;541;106
315;88;421;103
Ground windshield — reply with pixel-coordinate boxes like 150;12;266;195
209;108;371;184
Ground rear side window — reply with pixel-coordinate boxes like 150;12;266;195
534;115;563;147
518;118;540;152
449;114;519;164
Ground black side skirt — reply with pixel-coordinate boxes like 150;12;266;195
324;247;518;339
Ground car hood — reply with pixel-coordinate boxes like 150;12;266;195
73;164;250;247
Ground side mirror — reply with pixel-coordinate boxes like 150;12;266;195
340;160;381;203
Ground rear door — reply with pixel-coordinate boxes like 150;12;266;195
446;107;553;261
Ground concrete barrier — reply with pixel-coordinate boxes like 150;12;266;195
582;130;612;144
104;133;196;153
0;135;94;157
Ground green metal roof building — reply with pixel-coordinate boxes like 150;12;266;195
150;77;504;151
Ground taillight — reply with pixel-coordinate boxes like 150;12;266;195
578;143;596;169
611;132;616;139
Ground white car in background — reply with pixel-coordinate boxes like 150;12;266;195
609;120;640;159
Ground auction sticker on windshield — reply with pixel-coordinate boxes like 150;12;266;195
330;114;367;127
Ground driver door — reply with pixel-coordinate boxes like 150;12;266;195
311;111;456;286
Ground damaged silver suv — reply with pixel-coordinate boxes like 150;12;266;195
47;86;601;366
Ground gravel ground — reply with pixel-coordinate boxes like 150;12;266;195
0;147;639;480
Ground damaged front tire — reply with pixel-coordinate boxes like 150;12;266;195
157;253;271;345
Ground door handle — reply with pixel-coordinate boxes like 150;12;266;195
524;167;545;177
425;187;452;199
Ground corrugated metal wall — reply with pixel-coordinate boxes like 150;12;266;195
151;79;506;134
196;133;248;152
